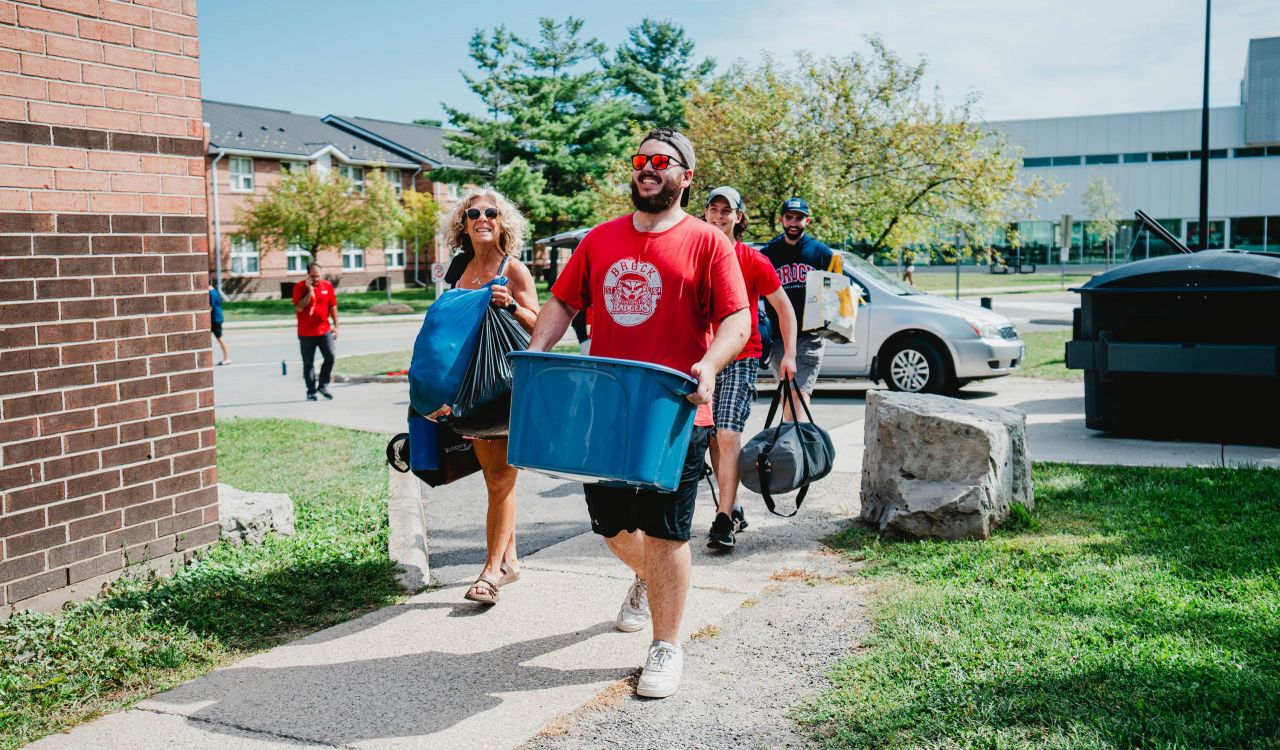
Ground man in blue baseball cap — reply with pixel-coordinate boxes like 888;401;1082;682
760;197;837;417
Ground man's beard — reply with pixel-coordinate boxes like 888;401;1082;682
630;175;683;213
784;225;805;240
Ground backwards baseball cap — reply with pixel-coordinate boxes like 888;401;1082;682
639;128;696;207
705;186;744;212
780;197;810;216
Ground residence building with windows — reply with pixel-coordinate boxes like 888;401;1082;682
203;101;471;297
986;35;1280;265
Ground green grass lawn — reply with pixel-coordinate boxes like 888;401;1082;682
224;281;554;322
0;419;401;750
223;288;437;322
911;272;1093;293
1017;329;1079;381
804;463;1280;749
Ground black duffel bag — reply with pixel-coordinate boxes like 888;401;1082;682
738;378;835;516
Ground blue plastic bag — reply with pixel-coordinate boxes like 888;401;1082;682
408;278;502;419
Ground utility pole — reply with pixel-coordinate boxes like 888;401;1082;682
1197;0;1211;251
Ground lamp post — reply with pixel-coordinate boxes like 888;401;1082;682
1197;0;1211;251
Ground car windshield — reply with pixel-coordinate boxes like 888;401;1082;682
841;252;921;295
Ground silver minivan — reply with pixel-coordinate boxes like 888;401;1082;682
800;253;1025;393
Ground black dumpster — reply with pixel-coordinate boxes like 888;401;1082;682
1065;250;1280;443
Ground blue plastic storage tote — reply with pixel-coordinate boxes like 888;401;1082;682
506;352;698;491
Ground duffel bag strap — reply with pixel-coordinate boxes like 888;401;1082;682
756;449;805;518
756;379;813;518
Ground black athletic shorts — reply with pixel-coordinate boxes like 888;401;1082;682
583;425;712;542
211;321;223;339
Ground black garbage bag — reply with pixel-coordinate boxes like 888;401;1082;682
438;306;530;437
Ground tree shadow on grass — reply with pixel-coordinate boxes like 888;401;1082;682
105;551;402;653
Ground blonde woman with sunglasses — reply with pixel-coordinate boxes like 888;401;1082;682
440;188;539;605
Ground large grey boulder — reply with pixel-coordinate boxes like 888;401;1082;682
860;391;1032;540
217;483;296;545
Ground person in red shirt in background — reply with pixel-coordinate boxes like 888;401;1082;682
292;262;339;401
528;129;749;699
702;186;797;551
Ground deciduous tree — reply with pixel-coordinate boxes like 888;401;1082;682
685;39;1057;257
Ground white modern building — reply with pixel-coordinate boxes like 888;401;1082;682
989;35;1280;264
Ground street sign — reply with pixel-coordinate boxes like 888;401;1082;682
430;262;447;282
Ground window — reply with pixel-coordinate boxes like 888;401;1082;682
1268;216;1280;252
230;237;259;274
1085;154;1119;165
286;242;311;274
1022;157;1052;168
1235;147;1266;158
229;156;253;191
1050;155;1081;166
433;181;459;201
280;160;307;175
385;168;402;198
1186;220;1225;250
1123;152;1149;163
1152;151;1190;161
1230;217;1266;251
1190;149;1228;159
342;242;365;270
384;237;406;269
338;164;365;193
1269;146;1280;157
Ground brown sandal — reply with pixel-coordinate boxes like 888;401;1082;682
464;574;500;605
498;562;521;587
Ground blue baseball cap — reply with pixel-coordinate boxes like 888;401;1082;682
780;197;810;216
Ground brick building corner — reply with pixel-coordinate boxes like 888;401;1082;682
1;0;218;612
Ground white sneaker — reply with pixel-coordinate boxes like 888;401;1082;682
636;640;683;698
614;575;649;633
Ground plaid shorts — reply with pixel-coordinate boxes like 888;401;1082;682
713;358;760;433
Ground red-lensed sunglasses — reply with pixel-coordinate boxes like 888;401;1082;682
631;153;685;171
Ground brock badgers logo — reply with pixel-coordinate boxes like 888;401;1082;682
603;258;663;327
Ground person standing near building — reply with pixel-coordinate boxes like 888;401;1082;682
701;186;797;550
528;129;749;699
209;282;230;365
292;262;339;401
760;197;836;417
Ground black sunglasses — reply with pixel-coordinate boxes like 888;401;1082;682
631;153;685;171
466;207;499;220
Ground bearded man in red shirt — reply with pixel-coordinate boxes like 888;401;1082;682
528;129;750;699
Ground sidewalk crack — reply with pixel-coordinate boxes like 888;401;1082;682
135;705;354;749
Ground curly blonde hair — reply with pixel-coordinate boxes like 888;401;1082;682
443;187;529;258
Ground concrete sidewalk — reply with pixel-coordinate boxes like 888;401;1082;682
30;464;862;750
34;374;1278;748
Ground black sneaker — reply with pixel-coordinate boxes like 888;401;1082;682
306;392;318;401
318;387;333;400
708;512;735;550
732;506;749;533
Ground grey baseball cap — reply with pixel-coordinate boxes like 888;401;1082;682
640;128;695;207
706;186;744;212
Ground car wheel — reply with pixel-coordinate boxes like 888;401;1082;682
883;336;953;394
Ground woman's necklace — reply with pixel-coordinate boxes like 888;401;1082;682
465;254;503;286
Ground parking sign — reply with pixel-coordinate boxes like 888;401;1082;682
430;262;447;282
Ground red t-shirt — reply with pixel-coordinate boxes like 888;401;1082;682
724;241;781;360
552;213;748;425
292;279;337;336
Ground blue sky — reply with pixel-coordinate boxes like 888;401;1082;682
198;0;1280;125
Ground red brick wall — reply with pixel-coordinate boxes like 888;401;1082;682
0;0;217;612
